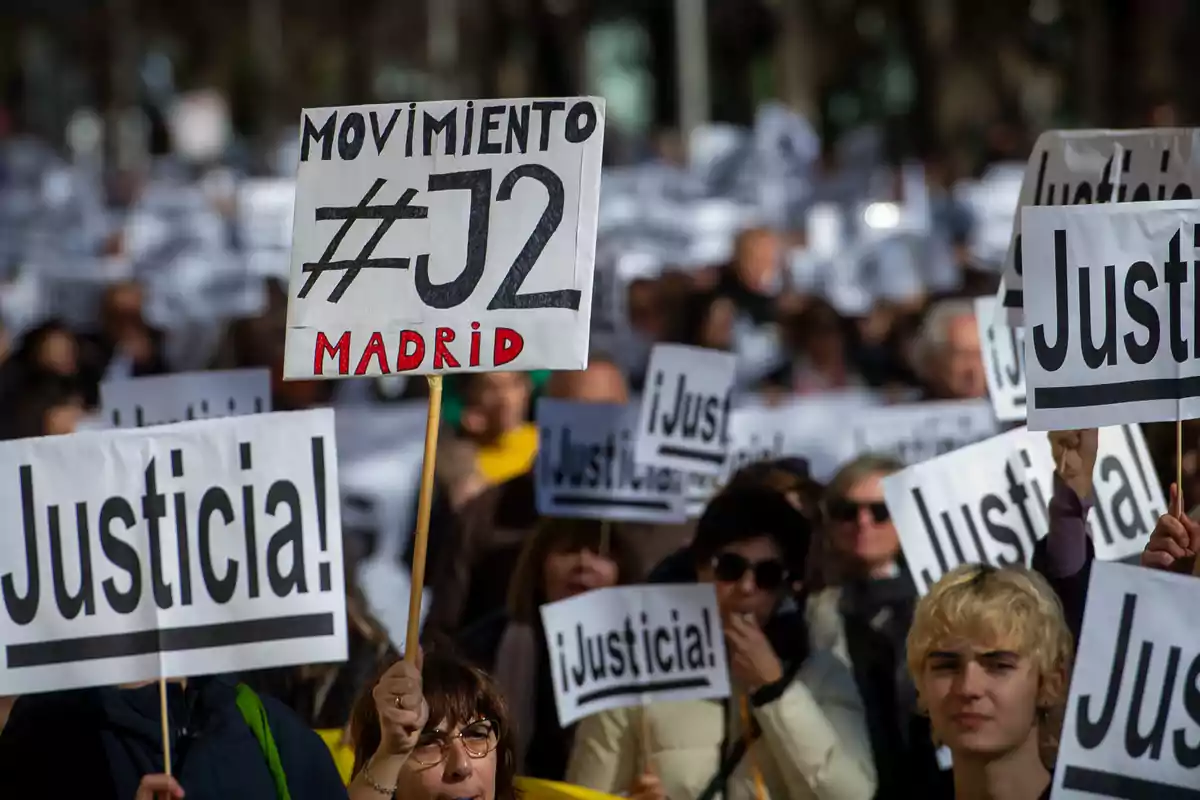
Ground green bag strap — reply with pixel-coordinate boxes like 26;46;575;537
234;683;293;800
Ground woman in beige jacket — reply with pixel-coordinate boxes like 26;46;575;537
566;487;877;800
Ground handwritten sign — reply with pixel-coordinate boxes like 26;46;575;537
284;98;606;378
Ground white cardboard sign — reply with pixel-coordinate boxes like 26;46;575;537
0;409;346;695
883;425;1162;595
284;98;606;379
540;583;730;727
1000;128;1200;323
536;399;686;524
101;368;272;428
1023;200;1200;430
1052;561;1200;798
635;344;736;476
975;295;1027;423
851;400;998;465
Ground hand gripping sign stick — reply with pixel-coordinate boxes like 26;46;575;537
406;376;444;662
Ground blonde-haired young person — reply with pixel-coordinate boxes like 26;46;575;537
907;565;1074;800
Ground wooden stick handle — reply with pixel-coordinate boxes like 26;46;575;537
1178;419;1185;518
159;676;172;776
405;375;444;662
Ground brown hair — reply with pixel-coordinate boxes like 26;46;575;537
506;517;639;625
349;649;518;800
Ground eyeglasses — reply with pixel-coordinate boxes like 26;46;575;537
711;552;788;591
411;719;499;766
827;499;890;524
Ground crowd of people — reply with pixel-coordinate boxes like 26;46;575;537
1;155;1199;800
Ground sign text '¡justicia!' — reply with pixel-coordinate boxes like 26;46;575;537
312;322;524;376
1;437;334;627
555;609;719;698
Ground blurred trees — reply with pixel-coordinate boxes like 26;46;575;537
1;0;1198;168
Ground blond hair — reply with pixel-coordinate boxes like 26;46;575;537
907;564;1074;762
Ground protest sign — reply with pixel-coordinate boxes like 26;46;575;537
883;425;1161;594
1052;561;1200;798
975;296;1026;422
1023;200;1200;430
540;583;729;727
851;400;998;466
284;98;606;379
536;399;686;524
101;368;271;428
634;344;736;476
1000;128;1200;322
0;409;345;695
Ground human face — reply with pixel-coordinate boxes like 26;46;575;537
395;718;498;800
546;361;628;404
461;373;530;442
828;473;899;577
542;543;619;604
37;330;78;376
735;230;781;294
44;400;84;436
697;536;786;627
940;314;985;400
920;641;1042;760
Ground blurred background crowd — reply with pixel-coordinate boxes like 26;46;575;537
1;1;1199;798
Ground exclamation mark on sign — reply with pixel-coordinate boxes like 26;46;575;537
254;397;264;413
228;397;237;414
702;608;715;668
312;436;331;591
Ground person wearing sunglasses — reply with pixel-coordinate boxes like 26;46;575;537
568;485;876;800
806;454;952;800
347;648;516;800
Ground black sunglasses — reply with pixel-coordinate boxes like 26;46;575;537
711;552;789;591
828;499;890;524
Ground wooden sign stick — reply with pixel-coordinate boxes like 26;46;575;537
159;676;172;776
405;375;445;662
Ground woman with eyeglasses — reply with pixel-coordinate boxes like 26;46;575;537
346;648;515;800
567;485;876;800
806;455;953;800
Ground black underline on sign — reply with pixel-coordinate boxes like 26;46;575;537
1062;765;1200;799
5;613;335;668
1034;376;1200;408
657;445;726;465
552;495;674;511
577;676;712;704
